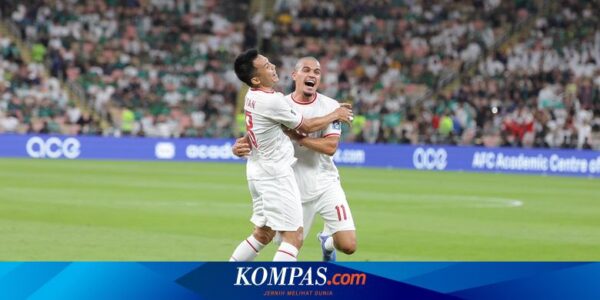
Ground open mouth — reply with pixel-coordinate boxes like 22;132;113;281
305;79;316;87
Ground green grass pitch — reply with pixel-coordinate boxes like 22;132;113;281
1;158;599;261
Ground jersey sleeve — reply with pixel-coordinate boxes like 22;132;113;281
322;120;342;138
264;94;304;129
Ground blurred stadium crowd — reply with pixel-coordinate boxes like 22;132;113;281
0;0;599;149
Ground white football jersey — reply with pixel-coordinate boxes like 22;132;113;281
244;88;304;180
284;93;342;202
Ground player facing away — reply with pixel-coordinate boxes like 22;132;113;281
232;57;357;261
230;49;353;262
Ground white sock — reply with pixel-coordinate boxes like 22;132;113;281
273;242;299;261
229;235;265;262
324;236;335;252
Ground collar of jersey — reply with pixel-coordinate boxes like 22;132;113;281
250;87;275;93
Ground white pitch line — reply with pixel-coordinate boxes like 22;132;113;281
350;191;524;208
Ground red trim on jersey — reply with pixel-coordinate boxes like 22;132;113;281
277;249;297;258
291;93;317;105
250;88;275;93
293;116;304;130
245;239;259;253
322;133;340;138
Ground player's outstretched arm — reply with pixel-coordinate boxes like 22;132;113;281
296;105;353;133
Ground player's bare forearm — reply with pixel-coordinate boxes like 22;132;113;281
297;114;339;133
296;105;353;133
298;136;340;156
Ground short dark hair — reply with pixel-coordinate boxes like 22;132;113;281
234;49;259;87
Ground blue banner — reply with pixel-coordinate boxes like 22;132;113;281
1;262;599;299
333;143;600;177
0;134;599;177
0;134;241;162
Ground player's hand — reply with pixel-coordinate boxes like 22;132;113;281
334;106;354;124
232;137;251;157
282;126;306;141
340;103;352;110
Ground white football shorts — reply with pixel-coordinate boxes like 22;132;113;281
302;181;355;237
248;174;303;232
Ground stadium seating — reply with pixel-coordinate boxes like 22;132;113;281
427;0;600;149
0;29;97;135
6;0;242;138
1;0;598;149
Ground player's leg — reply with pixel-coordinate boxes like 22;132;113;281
316;182;356;260
261;174;305;261
273;200;317;245
229;226;274;262
274;227;303;261
302;200;318;239
230;180;273;261
332;230;356;255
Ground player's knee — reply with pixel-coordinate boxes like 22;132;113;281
290;238;303;250
253;227;275;245
337;237;356;255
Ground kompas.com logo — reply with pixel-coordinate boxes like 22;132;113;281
233;266;366;286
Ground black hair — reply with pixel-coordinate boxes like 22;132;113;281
234;49;259;87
